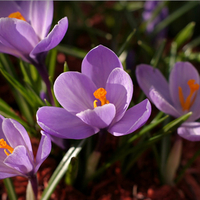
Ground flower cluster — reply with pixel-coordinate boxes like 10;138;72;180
0;0;199;199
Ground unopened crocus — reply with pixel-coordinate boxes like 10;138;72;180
36;45;151;140
136;62;200;141
0;1;68;104
0;115;51;197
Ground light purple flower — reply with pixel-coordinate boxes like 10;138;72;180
0;1;68;66
36;45;151;140
0;114;51;179
136;62;200;141
0;1;68;103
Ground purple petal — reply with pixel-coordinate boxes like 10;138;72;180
0;115;5;140
28;1;53;39
169;62;200;115
77;104;116;129
178;122;200;141
34;131;51;173
81;45;123;88
149;87;180;118
136;64;171;103
54;72;96;114
108;99;151;136
0;115;9;158
2;118;33;157
106;68;133;122
0;2;22;18
49;135;69;150
37;106;98;139
4;145;34;176
0;158;21;179
30;17;68;61
0;18;39;61
0;42;30;62
0;148;7;162
187;92;200;121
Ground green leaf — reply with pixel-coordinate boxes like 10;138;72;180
3;178;18;200
0;66;43;108
56;45;87;59
169;42;177;73
0;98;35;132
174;22;195;48
128;114;169;144
41;140;85;200
153;1;199;35
117;29;136;57
65;157;79;185
183;35;200;51
137;40;154;56
90;112;192;180
150;39;166;68
63;61;69;72
47;48;57;79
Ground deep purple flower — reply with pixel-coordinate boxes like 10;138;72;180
36;45;151;140
143;1;168;40
136;62;200;141
0;1;68;66
0;115;51;179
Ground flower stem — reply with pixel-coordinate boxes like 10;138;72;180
85;129;107;179
95;129;108;152
30;175;38;200
35;64;55;106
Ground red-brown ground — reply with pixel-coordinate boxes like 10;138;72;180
1;135;200;200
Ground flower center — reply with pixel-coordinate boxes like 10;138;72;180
93;88;109;108
178;79;199;111
0;139;14;156
8;11;26;21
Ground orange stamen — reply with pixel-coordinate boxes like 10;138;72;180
178;79;199;111
93;88;109;108
8;11;26;21
0;139;14;156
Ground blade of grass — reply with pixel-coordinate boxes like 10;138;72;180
41;139;85;200
56;45;87;59
150;39;166;68
3;178;17;200
153;1;199;35
89;112;192;181
117;29;136;57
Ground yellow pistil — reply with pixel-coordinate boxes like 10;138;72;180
178;79;199;111
8;11;26;21
0;139;14;156
93;88;109;108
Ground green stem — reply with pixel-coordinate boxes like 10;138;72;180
3;178;17;200
40;139;85;200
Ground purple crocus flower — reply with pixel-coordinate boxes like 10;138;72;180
0;1;68;104
36;45;151;140
136;62;200;141
142;1;168;40
0;114;51;196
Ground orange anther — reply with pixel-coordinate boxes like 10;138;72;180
93;88;109;108
8;11;26;21
0;139;14;156
178;79;199;111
